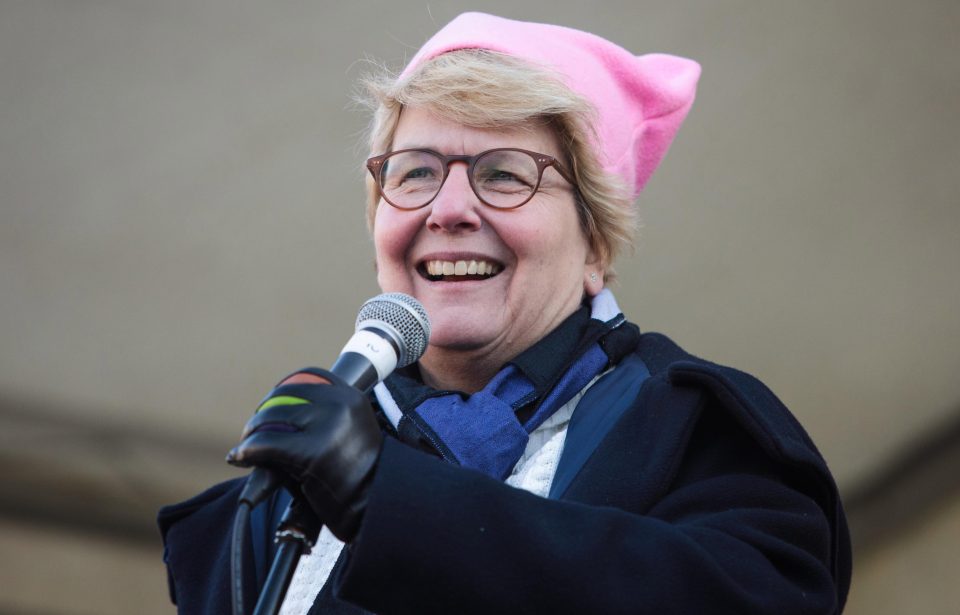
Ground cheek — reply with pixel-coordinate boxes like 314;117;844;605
373;232;405;292
510;212;588;270
373;208;407;259
373;207;423;284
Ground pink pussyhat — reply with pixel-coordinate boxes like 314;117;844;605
401;12;701;198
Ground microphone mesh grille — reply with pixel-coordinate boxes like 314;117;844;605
356;293;431;367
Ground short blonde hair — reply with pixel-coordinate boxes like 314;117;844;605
359;50;637;276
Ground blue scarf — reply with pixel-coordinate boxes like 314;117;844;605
374;290;628;480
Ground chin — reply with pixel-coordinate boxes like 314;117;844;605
426;323;495;352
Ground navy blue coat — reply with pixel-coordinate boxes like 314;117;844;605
159;332;851;614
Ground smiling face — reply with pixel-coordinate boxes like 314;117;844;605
373;106;604;391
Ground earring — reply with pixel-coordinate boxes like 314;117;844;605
590;273;598;282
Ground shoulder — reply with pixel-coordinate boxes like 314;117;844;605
635;331;827;473
633;331;852;600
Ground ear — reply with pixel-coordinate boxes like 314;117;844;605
583;248;604;297
583;269;604;297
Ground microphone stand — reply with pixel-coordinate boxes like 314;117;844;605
253;499;323;615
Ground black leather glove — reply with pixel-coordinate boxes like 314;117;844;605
226;367;382;542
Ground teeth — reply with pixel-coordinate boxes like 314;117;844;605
424;259;501;278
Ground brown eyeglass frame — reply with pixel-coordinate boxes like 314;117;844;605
366;147;578;210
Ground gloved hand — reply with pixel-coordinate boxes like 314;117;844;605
226;367;382;542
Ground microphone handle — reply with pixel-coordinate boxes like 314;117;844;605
328;351;380;394
239;467;283;508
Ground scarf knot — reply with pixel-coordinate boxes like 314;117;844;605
375;290;636;480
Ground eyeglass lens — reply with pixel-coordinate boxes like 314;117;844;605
378;150;541;209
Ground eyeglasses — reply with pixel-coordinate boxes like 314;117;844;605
366;148;577;210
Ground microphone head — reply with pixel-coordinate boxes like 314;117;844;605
355;293;431;368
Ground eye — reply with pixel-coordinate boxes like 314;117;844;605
475;165;536;194
381;152;443;192
474;151;539;195
485;169;523;183
403;166;436;181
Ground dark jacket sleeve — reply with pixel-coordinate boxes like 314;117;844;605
335;376;844;615
158;478;256;615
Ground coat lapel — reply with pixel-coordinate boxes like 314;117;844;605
549;354;650;499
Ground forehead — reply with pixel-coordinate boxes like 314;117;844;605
391;106;563;158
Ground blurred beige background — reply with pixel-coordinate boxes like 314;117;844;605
1;1;958;613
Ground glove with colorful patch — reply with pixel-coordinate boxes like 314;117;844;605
226;367;382;542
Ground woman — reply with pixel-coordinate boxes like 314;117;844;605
160;12;851;614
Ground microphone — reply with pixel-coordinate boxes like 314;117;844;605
329;292;431;392
238;292;430;508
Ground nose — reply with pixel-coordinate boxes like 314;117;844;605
425;163;483;234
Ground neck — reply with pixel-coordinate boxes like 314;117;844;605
416;301;598;394
417;345;509;394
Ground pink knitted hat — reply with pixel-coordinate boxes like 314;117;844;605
400;12;701;198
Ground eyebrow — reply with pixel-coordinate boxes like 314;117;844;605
390;144;436;152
